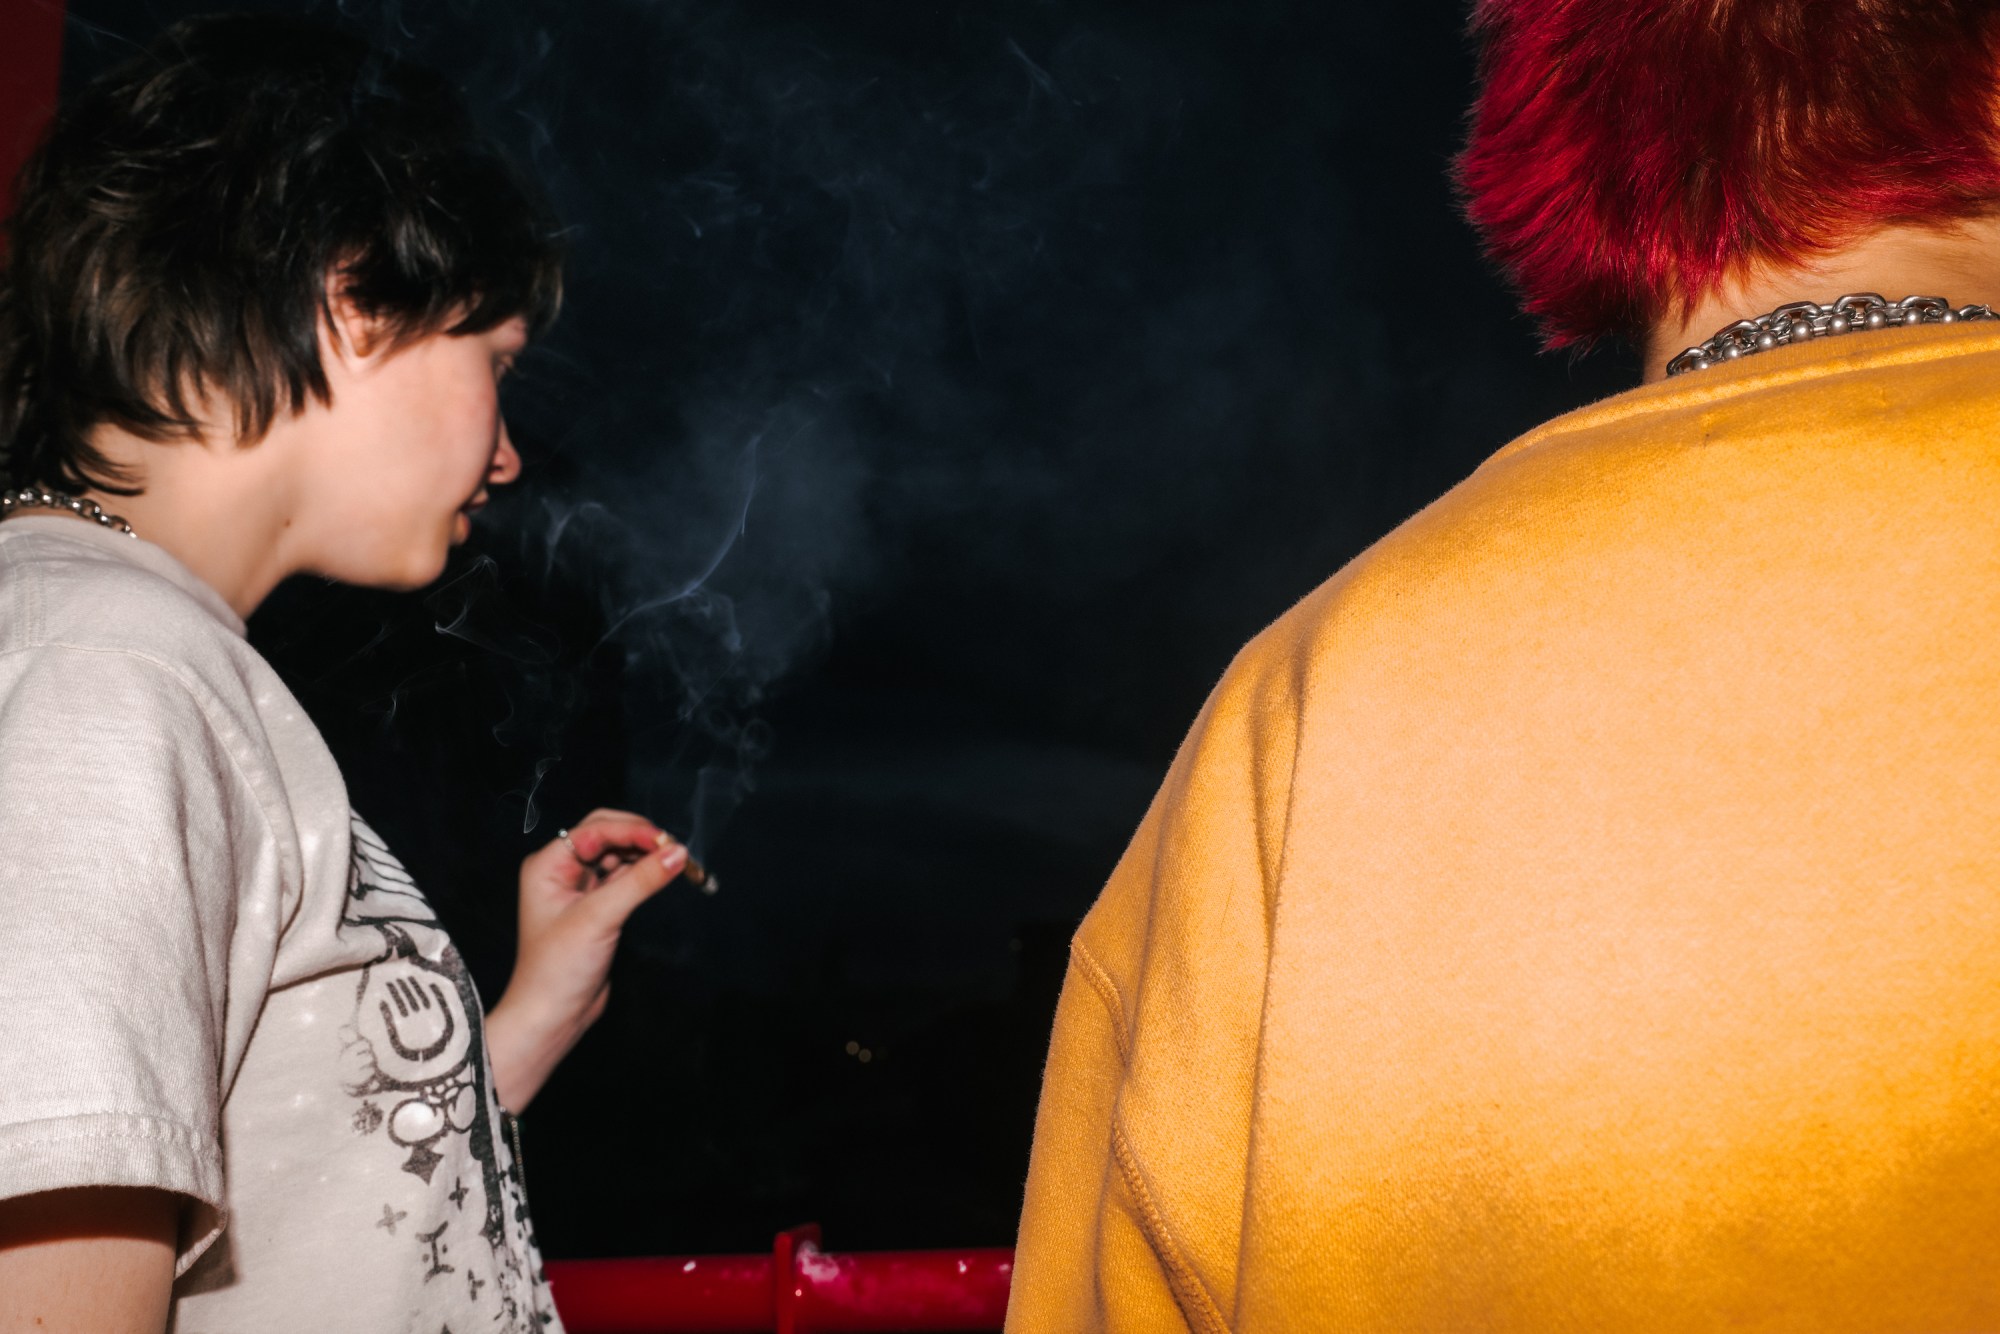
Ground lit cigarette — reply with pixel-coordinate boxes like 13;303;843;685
587;835;720;895
652;830;719;894
682;854;719;895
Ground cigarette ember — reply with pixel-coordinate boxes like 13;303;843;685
683;856;720;895
586;841;720;895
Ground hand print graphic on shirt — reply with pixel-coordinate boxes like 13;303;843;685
339;815;558;1333
379;974;460;1064
347;933;482;1188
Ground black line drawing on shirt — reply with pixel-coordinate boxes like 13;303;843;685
381;975;458;1062
419;1220;456;1282
340;816;555;1334
343;925;478;1188
377;1203;408;1235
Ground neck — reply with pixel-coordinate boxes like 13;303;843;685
70;426;305;620
1642;214;2000;383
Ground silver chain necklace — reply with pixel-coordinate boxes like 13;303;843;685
1667;293;1999;377
0;486;139;538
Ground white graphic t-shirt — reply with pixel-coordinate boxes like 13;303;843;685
0;516;560;1333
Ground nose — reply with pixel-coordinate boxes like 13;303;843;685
489;419;522;486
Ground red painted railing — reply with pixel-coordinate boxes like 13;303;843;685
547;1227;1013;1333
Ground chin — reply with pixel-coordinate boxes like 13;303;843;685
371;545;452;592
410;546;453;588
315;528;454;592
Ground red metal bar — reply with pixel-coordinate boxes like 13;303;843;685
548;1253;776;1333
0;0;66;221
546;1229;1014;1334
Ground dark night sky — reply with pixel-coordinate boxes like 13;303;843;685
64;0;1634;1256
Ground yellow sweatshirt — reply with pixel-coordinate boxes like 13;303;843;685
1008;322;2000;1332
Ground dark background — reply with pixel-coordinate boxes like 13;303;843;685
62;0;1633;1257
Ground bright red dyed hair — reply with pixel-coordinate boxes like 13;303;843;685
1458;0;2000;349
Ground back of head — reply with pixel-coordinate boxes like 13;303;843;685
1458;0;2000;349
0;13;561;494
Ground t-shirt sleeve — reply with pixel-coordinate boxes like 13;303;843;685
0;644;274;1271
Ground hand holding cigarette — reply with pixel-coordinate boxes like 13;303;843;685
486;809;721;1112
560;823;719;894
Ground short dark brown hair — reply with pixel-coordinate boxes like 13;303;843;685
0;13;562;493
1457;0;2000;349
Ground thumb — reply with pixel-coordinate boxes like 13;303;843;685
582;841;688;928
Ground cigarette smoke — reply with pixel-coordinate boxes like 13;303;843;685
61;0;1636;1252
311;0;1226;863
66;0;1626;955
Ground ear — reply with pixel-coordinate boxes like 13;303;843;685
320;270;391;368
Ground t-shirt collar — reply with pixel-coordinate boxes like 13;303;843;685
4;514;249;639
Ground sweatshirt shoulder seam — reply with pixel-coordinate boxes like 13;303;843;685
1070;935;1132;1061
1110;1117;1234;1334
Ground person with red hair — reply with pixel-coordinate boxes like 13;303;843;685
1008;2;2000;1328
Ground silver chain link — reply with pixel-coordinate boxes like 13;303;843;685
0;487;139;537
1667;293;1999;377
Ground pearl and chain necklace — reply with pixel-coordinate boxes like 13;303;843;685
0;486;139;537
1667;293;1998;377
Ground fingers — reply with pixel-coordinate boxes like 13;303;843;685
584;838;688;926
522;810;668;887
523;810;704;919
561;811;669;865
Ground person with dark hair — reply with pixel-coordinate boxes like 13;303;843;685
0;17;685;1331
1009;2;2000;1329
